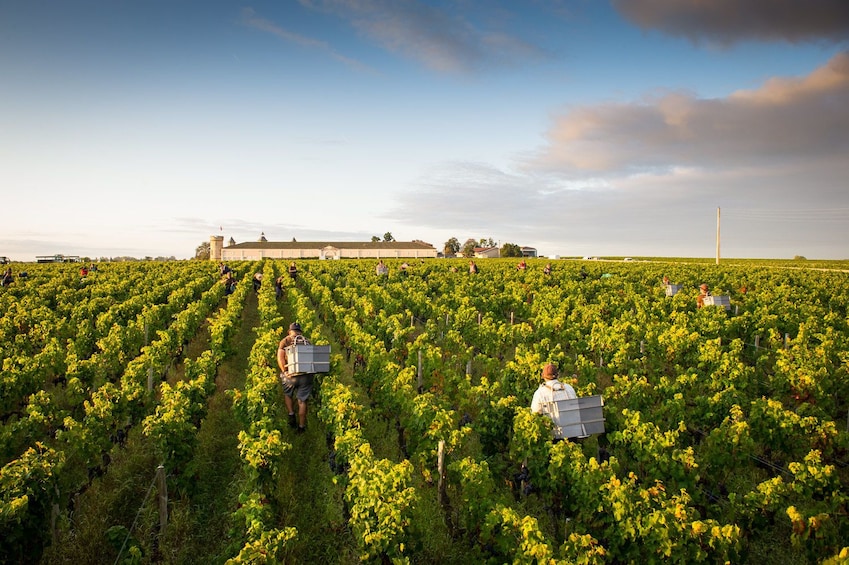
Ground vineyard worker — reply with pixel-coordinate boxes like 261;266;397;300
223;272;237;295
531;363;577;440
252;271;263;293
274;275;284;299
1;267;12;287
469;260;478;274
697;283;711;309
288;261;298;279
278;322;313;434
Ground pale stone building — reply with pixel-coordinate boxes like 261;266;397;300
210;235;437;261
474;246;500;259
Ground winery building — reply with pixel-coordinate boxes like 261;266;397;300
210;234;437;261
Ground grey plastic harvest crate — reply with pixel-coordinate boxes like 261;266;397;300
703;295;731;310
544;395;605;439
665;284;682;296
285;344;331;375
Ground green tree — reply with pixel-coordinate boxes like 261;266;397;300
479;237;496;248
462;238;477;258
444;237;460;257
500;243;523;258
195;241;210;260
371;236;381;242
383;232;395;242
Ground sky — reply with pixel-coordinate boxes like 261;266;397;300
2;0;848;260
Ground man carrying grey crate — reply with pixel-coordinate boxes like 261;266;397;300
277;322;314;434
531;363;578;440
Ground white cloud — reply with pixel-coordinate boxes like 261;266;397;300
529;52;849;175
391;54;849;258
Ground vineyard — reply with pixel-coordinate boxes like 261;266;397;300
1;258;848;564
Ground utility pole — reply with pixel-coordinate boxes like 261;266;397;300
716;207;721;265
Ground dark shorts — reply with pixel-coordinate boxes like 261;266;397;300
280;372;314;402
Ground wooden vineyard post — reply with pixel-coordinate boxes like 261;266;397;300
156;465;168;532
466;359;472;376
754;335;760;349
510;311;514;325
51;501;60;546
417;350;423;392
785;333;790;348
437;440;446;506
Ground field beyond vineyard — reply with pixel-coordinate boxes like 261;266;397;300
1;258;848;564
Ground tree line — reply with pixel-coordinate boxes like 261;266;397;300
442;237;523;258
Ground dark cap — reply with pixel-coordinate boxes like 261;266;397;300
289;322;301;331
542;363;558;379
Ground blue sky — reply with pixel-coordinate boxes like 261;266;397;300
2;0;848;260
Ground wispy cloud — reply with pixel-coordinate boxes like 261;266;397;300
168;217;382;243
612;0;849;45
240;7;375;73
298;0;546;72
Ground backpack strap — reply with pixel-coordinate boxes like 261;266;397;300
544;381;565;392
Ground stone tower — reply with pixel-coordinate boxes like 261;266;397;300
210;235;224;261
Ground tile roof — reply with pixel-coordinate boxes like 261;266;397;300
225;241;435;250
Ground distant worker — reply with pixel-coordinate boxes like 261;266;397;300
376;260;388;276
277;322;313;434
543;263;552;275
697;283;711;309
79;265;88;277
224;272;237;295
1;267;12;287
252;272;263;293
531;364;578;440
274;275;284;300
517;259;526;271
469;260;479;274
288;262;298;280
662;276;670;286
219;262;232;276
399;262;409;276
